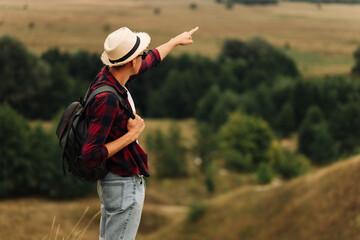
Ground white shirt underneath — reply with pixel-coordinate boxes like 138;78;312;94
123;86;135;113
123;86;139;143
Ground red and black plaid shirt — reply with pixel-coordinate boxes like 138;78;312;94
81;49;161;177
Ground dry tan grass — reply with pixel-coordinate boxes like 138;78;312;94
0;197;100;240
0;0;359;76
2;118;194;240
42;207;101;240
148;155;360;240
0;192;187;240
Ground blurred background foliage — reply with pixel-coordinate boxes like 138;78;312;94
1;33;360;199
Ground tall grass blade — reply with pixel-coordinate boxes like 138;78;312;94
55;224;60;240
65;206;89;240
49;216;56;240
78;210;101;240
41;234;49;240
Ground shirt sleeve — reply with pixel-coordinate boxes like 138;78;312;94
128;48;162;83
82;93;119;167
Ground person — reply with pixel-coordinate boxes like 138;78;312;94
81;26;199;240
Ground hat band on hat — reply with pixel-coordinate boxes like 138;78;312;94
109;36;140;64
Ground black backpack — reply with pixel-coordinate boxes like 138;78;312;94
56;85;135;182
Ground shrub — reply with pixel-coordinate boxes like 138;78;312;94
226;0;234;8
220;112;274;166
274;101;296;137
153;7;161;15
196;85;221;122
146;124;188;178
298;106;337;165
352;46;360;76
193;122;219;171
256;163;274;184
28;22;35;29
0;104;94;199
220;38;299;88
270;146;310;179
103;24;111;32
330;100;360;153
0;103;32;198
223;149;253;172
204;161;219;193
30;125;94;199
209;90;240;128
188;201;207;222
190;3;198;9
233;0;278;4
0;35;52;119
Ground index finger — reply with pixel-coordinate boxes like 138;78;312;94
188;26;199;35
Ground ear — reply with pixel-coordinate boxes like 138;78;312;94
131;59;136;69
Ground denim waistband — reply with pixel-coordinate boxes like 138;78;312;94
101;172;143;183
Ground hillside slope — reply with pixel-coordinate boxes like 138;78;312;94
149;156;360;240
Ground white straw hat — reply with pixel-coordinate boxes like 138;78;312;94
101;27;151;67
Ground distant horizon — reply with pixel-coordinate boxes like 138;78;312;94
0;0;359;76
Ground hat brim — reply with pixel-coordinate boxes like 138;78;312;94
101;32;151;67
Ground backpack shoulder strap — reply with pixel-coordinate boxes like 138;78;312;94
84;85;135;119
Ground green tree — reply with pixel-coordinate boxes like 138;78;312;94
147;55;216;118
210;90;240;128
216;61;240;92
247;84;276;125
204;161;219;193
196;85;221;122
193;123;219;171
270;146;310;179
233;0;278;4
298;106;337;165
330;100;360;153
291;80;321;127
0;104;94;199
0;103;32;197
0;36;52;119
256;163;274;184
146;124;188;178
223;149;253;172
220;112;274;168
45;62;74;114
30;125;94;199
275;101;296;137
352;46;360;76
148;70;194;118
220;38;299;90
188;201;207;222
41;47;100;102
226;0;234;8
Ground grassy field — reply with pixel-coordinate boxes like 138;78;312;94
148;155;360;240
0;0;360;76
6;118;256;240
2;1;360;239
2;152;360;239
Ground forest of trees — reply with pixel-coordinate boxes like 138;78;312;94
218;0;278;5
1;35;360;198
215;0;360;6
288;0;360;3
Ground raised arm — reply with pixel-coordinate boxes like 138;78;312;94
156;27;199;61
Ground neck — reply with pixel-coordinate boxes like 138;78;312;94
109;67;132;86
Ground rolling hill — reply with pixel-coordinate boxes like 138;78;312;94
148;155;360;240
1;155;360;239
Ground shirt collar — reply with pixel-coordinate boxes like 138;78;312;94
102;66;127;95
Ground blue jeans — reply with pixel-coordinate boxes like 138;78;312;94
97;172;145;240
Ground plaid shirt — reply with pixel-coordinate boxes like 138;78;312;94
81;49;161;177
